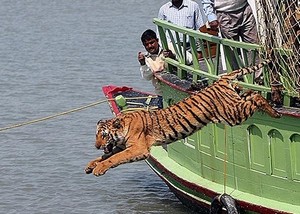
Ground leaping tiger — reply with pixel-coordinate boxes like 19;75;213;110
85;60;281;176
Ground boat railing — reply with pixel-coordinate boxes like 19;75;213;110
154;18;298;107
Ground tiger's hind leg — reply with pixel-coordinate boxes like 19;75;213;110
239;90;281;119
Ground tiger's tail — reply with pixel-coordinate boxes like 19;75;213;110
223;59;271;80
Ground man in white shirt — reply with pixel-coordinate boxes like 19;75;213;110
138;29;174;95
138;29;192;95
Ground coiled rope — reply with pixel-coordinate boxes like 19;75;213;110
0;95;155;132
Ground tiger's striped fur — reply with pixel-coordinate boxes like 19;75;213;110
85;60;281;176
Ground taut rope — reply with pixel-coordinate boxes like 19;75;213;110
0;95;157;132
0;99;108;132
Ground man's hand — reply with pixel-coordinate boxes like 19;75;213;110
163;50;175;59
209;20;219;31
138;52;146;65
200;21;219;36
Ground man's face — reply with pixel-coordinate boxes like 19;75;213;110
172;0;183;7
143;38;159;55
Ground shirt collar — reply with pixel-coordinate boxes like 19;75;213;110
145;46;163;58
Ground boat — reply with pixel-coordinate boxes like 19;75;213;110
102;1;300;213
101;85;162;115
145;1;300;213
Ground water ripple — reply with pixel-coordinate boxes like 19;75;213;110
0;1;196;213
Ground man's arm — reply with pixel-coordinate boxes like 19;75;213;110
201;0;217;22
138;52;153;80
157;5;165;20
201;0;218;29
140;65;153;81
194;2;208;30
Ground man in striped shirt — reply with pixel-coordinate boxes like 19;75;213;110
158;0;207;43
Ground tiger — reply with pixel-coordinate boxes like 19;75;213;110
85;60;281;176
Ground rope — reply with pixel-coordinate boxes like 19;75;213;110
121;106;158;113
223;125;228;194
0;99;109;132
125;96;158;100
0;95;157;132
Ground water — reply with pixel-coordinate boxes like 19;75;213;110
0;1;197;213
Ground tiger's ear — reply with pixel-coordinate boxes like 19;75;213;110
112;118;122;129
97;119;104;125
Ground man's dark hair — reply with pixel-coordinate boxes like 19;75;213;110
141;29;157;44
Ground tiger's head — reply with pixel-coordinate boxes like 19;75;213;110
95;118;126;154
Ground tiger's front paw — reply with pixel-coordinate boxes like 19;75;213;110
85;158;103;174
92;163;109;176
85;163;96;174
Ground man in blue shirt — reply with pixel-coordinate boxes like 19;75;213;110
158;0;207;43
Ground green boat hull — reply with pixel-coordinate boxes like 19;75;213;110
146;83;300;213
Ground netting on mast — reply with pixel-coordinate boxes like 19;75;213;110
256;0;300;96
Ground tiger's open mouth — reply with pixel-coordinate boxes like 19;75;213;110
98;138;118;154
100;141;126;157
103;143;113;154
100;140;126;161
